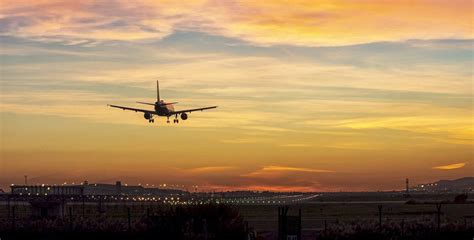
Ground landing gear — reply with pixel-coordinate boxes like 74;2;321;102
148;119;154;123
173;114;179;124
167;116;180;124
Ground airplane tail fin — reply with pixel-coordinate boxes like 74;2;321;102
156;80;160;102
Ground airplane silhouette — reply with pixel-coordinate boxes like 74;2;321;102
108;81;217;123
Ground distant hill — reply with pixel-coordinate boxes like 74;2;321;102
413;177;474;192
435;177;474;190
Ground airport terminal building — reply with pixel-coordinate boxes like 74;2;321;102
10;181;185;196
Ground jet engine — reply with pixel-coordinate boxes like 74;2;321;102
144;112;153;120
180;113;188;120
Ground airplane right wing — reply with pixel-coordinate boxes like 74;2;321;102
108;104;155;114
171;106;218;115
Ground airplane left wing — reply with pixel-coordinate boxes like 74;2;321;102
171;106;218;115
108;104;155;114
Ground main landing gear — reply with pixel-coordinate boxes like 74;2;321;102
166;115;180;124
173;114;179;124
148;119;154;123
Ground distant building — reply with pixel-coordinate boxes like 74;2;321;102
10;181;187;196
11;185;84;196
83;181;125;195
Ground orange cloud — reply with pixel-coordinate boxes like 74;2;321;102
235;166;334;191
241;166;335;178
184;166;236;173
204;184;320;192
432;162;466;170
214;0;473;46
261;166;334;173
0;0;471;46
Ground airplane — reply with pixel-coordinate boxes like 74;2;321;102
108;81;217;123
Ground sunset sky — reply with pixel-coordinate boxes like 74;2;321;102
0;0;472;192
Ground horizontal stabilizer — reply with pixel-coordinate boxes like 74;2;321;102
161;102;178;106
136;101;156;106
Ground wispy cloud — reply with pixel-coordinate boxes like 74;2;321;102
0;0;471;46
221;138;262;144
261;166;334;173
279;143;311;148
203;184;321;193
241;126;292;132
432;162;466;170
182;166;236;173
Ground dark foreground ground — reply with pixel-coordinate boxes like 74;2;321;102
0;192;473;239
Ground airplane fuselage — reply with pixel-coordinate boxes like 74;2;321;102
154;101;175;116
